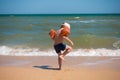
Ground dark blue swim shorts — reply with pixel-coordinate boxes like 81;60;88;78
54;43;66;53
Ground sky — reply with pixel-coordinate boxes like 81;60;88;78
0;0;120;14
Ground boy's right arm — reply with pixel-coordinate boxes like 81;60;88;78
63;36;74;46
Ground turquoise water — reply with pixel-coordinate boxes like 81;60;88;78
0;14;120;56
0;14;120;49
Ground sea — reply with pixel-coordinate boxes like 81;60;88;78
0;14;120;56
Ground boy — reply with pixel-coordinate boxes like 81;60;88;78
52;22;74;70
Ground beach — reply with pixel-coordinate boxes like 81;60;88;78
0;56;120;80
0;14;120;80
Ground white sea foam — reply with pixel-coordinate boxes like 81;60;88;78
66;19;115;23
0;46;120;56
113;40;120;49
74;17;80;19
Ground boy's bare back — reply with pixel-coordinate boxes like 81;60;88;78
53;28;64;45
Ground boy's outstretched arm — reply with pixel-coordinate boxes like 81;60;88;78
63;36;74;46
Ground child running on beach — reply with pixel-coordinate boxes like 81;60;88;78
49;22;74;70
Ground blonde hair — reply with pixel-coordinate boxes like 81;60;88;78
61;22;70;29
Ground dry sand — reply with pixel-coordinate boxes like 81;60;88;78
0;56;120;80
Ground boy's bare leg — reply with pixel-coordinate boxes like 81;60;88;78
59;45;72;62
59;55;65;61
57;45;72;70
58;53;63;70
63;45;72;57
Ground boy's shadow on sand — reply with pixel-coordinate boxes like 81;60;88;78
33;65;60;70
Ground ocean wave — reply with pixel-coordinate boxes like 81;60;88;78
0;46;120;56
74;17;81;19
66;19;115;23
113;40;120;49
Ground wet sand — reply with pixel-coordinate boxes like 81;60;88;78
0;56;120;80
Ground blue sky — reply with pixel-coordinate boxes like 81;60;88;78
0;0;120;14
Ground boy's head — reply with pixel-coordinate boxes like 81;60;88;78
60;22;70;37
61;22;70;29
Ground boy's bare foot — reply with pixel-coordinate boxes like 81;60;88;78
59;55;65;61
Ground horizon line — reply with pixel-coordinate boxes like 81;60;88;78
0;13;120;16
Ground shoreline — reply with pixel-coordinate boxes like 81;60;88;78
0;56;120;80
0;56;120;69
